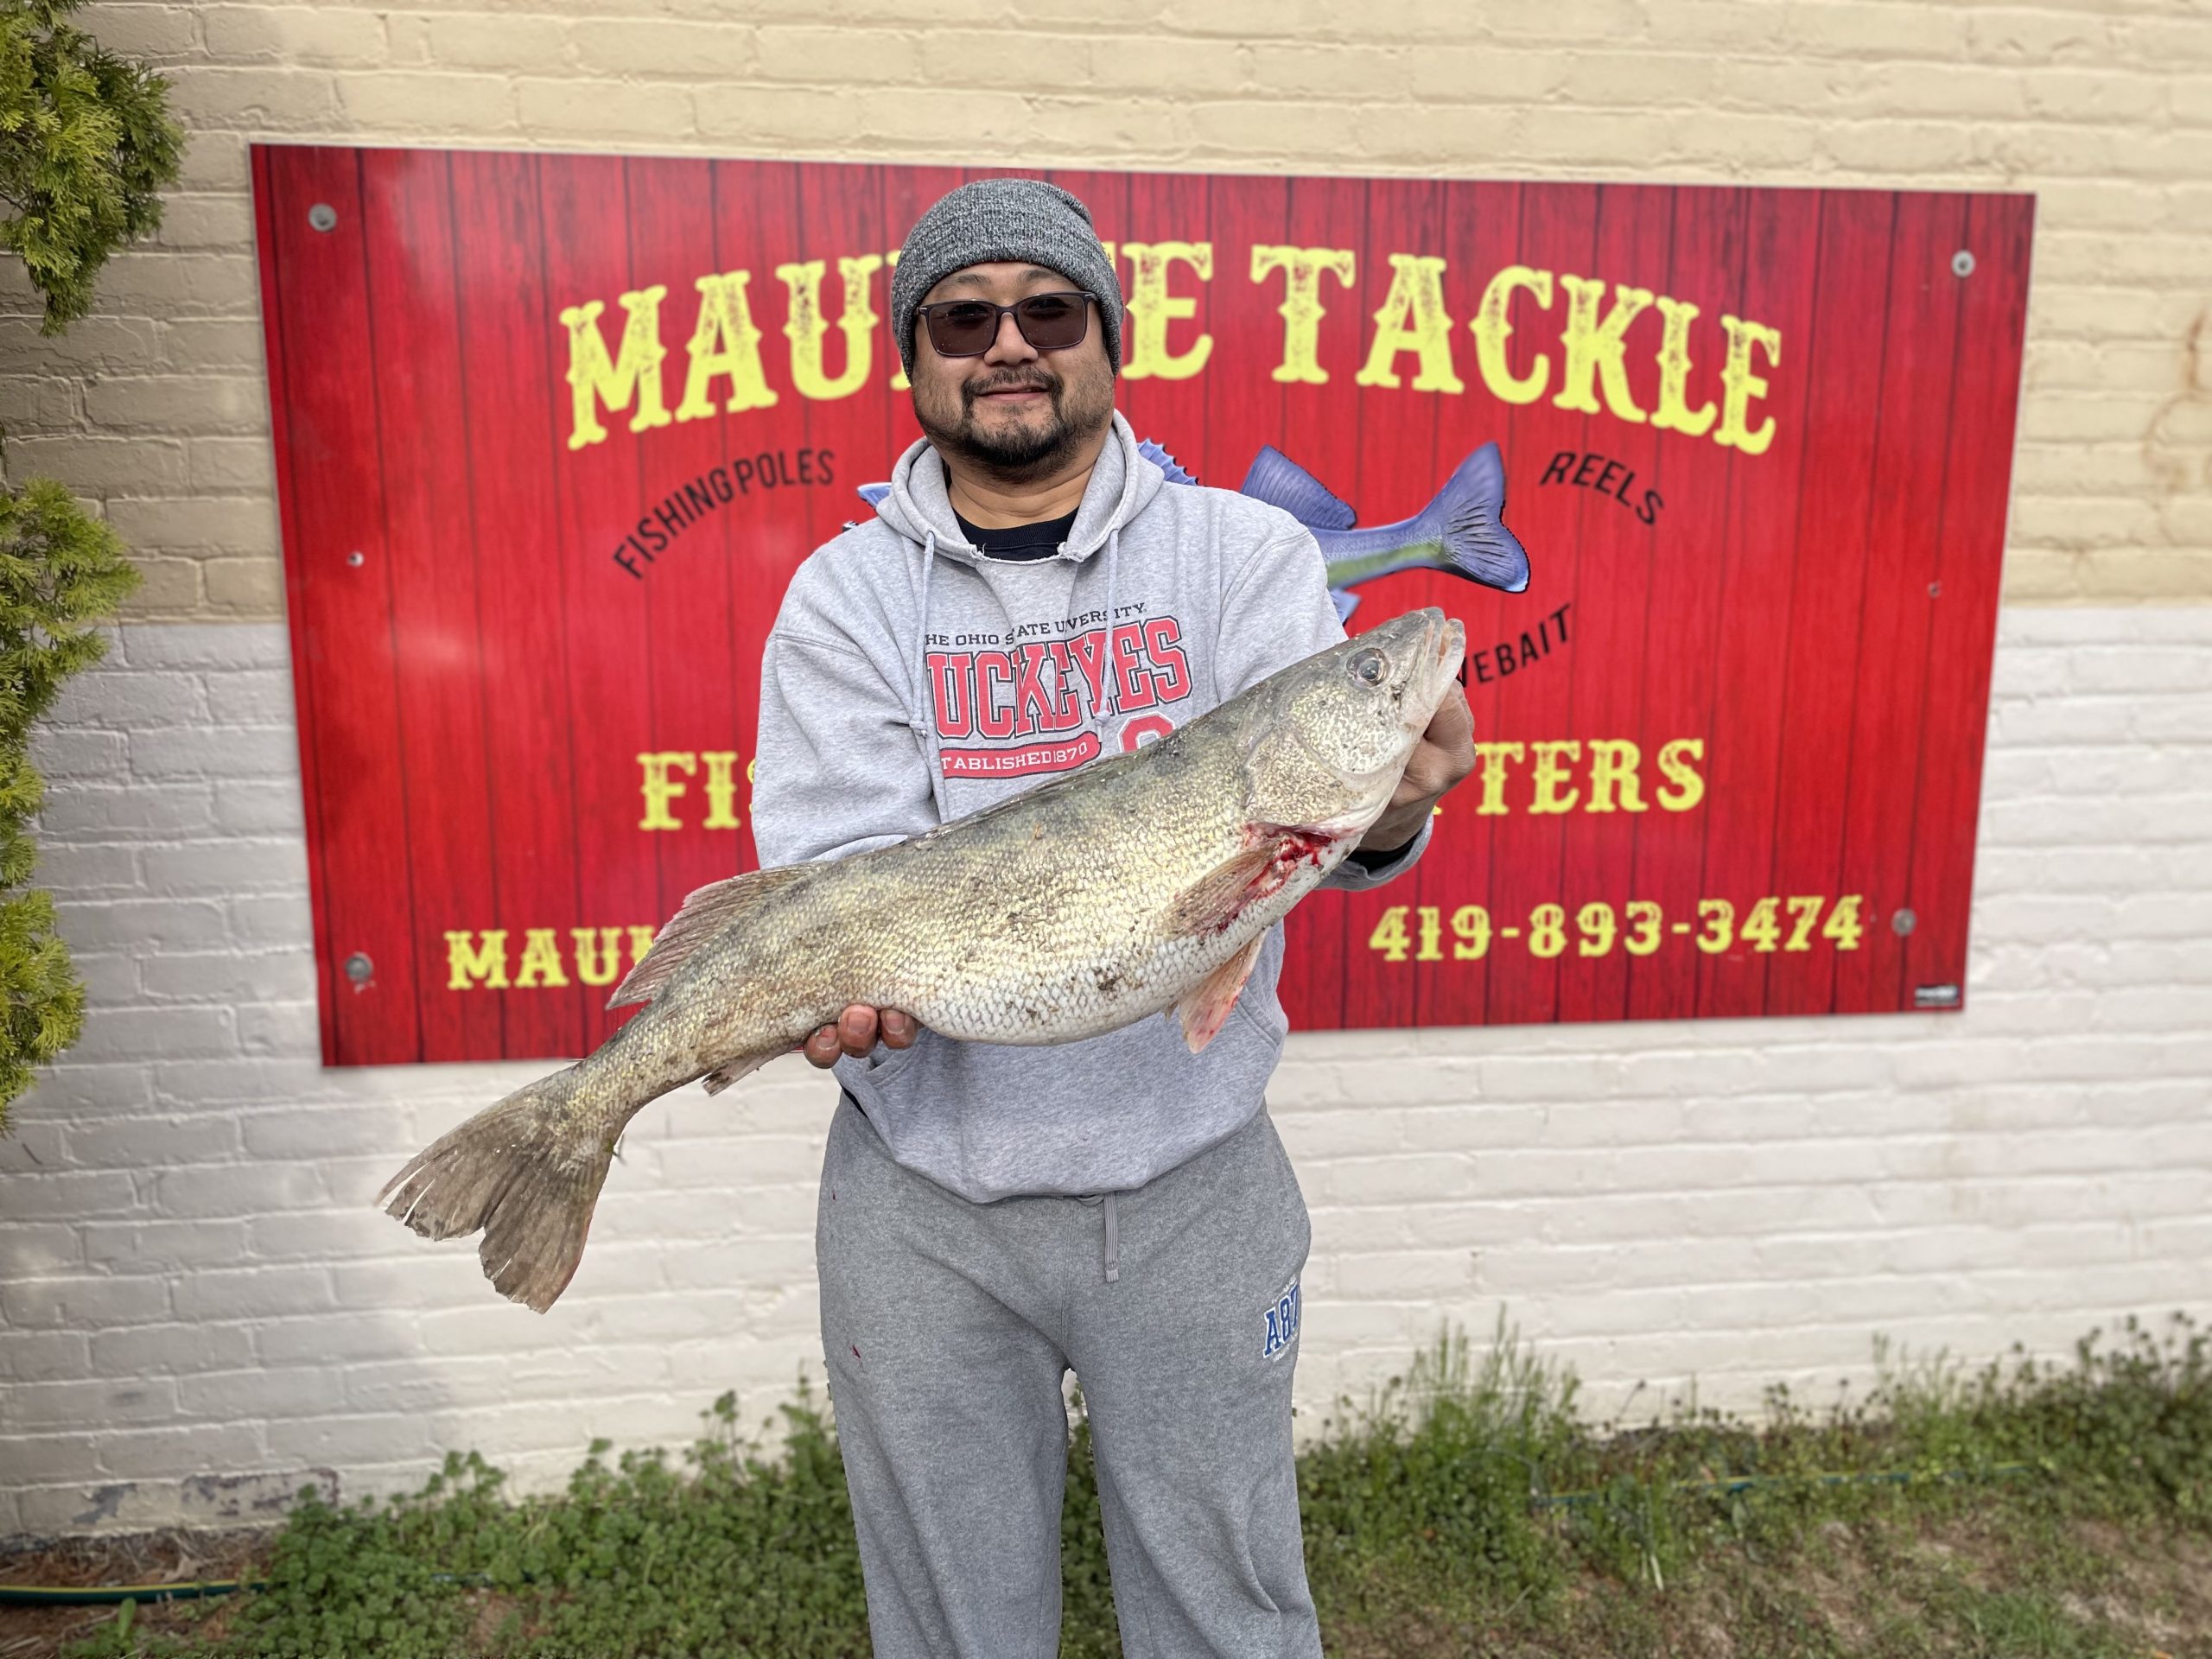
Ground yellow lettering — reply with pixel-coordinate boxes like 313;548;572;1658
571;926;625;988
1714;315;1781;454
700;751;742;830
515;928;570;988
1471;741;1524;815
1355;254;1464;393
1650;296;1717;437
626;925;658;967
1656;737;1707;811
1585;739;1646;813
1469;264;1552;404
1249;244;1355;385
1529;740;1582;814
676;271;779;423
1120;241;1214;380
638;751;696;831
444;929;510;990
562;288;671;451
1553;276;1654;422
886;248;909;391
779;255;882;402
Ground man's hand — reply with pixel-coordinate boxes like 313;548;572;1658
803;1005;920;1069
1357;681;1476;855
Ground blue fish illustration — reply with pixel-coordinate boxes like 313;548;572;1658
857;438;1530;621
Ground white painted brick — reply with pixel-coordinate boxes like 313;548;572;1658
54;896;231;954
140;837;308;897
128;724;298;780
69;1004;237;1064
1;1273;172;1330
3;1378;178;1433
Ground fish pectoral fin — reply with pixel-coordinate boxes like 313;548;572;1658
1173;935;1266;1054
607;862;814;1009
699;1050;779;1097
1164;842;1284;937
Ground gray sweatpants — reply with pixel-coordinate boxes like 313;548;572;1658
817;1094;1322;1659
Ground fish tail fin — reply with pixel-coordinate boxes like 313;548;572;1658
1420;442;1530;594
376;1067;615;1313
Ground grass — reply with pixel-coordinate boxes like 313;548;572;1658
14;1312;2211;1659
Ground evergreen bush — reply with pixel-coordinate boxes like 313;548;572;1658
0;0;179;1128
2;0;182;332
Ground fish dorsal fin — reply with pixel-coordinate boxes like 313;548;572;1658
1238;446;1357;532
1172;934;1265;1054
1136;436;1199;486
607;864;813;1010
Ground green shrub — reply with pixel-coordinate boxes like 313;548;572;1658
0;0;175;1128
0;474;135;1126
1;0;183;333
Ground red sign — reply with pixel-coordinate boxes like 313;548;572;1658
249;146;2031;1066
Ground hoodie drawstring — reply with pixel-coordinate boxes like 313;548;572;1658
912;529;949;818
1092;525;1122;749
1103;1190;1120;1284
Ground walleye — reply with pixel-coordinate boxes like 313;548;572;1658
859;442;1529;620
379;611;1467;1313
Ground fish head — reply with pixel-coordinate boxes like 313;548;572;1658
1242;607;1466;836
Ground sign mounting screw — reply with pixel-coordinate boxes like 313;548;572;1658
1950;250;1974;277
1891;908;1917;936
308;203;338;232
343;951;374;989
346;550;364;567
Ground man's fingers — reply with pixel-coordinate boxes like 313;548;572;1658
837;1003;878;1056
1427;683;1475;747
801;1006;920;1067
803;1024;842;1068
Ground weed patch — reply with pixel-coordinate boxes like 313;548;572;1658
8;1313;2207;1658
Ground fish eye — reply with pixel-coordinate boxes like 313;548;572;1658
1348;649;1387;687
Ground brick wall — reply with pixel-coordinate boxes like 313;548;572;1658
4;607;2208;1535
2;0;2209;1535
0;0;2203;613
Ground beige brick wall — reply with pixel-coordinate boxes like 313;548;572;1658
4;0;2208;613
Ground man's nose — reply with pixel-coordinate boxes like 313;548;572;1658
982;308;1037;365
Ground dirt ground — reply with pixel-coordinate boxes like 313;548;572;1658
4;1513;2210;1658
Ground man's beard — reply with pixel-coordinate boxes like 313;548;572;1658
913;361;1116;483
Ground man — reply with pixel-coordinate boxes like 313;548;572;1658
751;178;1474;1659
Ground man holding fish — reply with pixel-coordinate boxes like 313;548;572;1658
755;179;1478;1658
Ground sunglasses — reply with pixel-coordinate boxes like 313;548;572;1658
916;290;1097;358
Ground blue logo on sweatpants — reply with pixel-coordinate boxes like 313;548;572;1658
1261;1279;1301;1360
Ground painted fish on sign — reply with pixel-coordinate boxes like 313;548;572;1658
859;438;1531;622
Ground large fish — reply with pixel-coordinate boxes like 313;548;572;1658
378;610;1467;1312
856;442;1529;621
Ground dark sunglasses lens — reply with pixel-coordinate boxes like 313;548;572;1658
927;302;1001;355
1014;294;1087;349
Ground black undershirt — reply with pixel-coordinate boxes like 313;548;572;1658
953;506;1079;562
948;502;1414;868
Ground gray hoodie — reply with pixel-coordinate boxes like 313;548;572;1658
751;413;1429;1202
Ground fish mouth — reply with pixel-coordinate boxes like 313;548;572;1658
1386;607;1465;733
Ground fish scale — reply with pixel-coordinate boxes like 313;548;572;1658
378;609;1465;1311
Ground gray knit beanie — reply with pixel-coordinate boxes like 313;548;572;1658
891;178;1123;378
